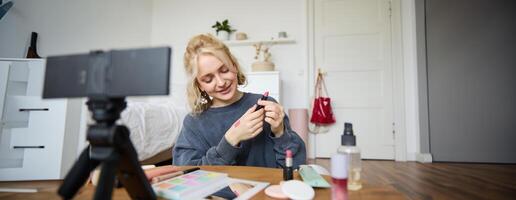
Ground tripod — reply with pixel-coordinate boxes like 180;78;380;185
58;97;156;200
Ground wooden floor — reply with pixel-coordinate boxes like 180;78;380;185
308;159;516;200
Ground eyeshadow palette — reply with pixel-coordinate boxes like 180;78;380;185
152;170;229;200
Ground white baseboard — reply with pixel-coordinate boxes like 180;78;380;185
416;153;433;163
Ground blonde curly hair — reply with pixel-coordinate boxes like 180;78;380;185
184;34;246;114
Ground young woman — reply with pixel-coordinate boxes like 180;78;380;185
172;34;306;169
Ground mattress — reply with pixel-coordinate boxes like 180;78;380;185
119;100;189;161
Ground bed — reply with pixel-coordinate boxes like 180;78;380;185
119;96;189;165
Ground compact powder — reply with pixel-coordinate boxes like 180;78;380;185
264;185;289;199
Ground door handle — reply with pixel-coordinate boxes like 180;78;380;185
13;146;45;149
18;108;49;112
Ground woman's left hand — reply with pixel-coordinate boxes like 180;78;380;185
257;99;285;137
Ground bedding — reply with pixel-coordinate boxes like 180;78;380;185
119;100;188;161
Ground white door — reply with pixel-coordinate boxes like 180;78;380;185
313;0;395;159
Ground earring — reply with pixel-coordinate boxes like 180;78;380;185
199;91;209;105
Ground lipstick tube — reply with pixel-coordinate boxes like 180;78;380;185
283;149;293;180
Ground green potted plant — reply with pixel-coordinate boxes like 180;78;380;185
212;19;236;41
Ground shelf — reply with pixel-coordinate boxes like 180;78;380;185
246;71;280;75
224;38;296;46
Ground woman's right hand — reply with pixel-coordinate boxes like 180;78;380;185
225;105;264;146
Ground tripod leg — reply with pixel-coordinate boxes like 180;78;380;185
115;125;156;200
94;156;119;200
58;146;100;199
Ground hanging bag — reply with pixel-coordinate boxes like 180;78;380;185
310;71;336;125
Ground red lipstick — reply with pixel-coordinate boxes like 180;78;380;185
255;91;269;111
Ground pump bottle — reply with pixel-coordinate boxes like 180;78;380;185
337;122;362;191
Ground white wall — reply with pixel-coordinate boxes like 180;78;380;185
0;0;154;155
0;0;422;161
0;0;153;57
151;0;309;110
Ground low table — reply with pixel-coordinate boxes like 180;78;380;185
0;165;405;199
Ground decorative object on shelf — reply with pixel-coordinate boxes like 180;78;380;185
211;19;236;41
252;42;275;71
235;32;248;40
26;32;41;58
278;31;288;39
0;0;14;20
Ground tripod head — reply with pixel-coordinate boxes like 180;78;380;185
86;97;127;160
87;97;126;126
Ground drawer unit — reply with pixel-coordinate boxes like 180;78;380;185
0;59;82;181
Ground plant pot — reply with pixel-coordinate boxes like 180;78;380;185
235;32;248;40
252;61;275;71
217;31;230;41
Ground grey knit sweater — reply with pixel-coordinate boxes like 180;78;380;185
172;92;306;168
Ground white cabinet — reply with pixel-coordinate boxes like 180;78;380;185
0;59;83;181
240;71;281;103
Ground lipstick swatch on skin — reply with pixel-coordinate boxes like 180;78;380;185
233;120;240;128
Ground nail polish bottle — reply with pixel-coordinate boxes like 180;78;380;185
331;154;348;200
283;150;293;180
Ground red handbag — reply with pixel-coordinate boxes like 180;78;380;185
310;72;336;125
